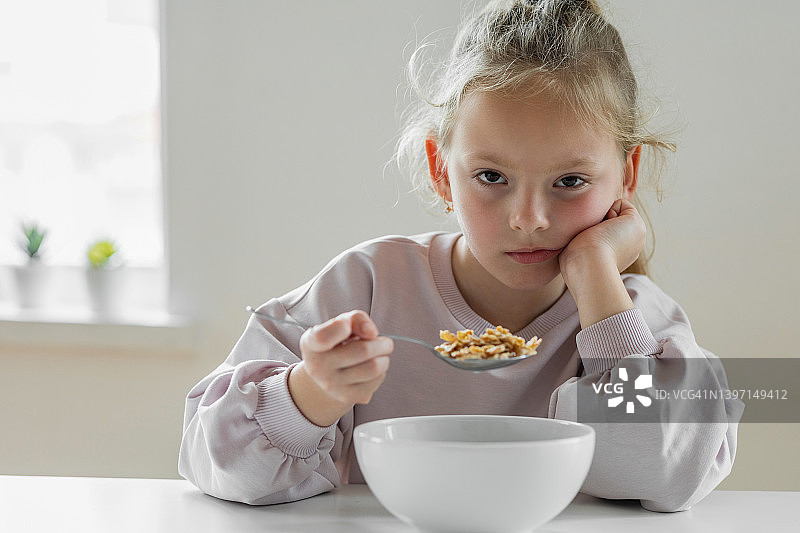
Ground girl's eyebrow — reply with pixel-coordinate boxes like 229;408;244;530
462;152;515;169
463;152;603;173
545;156;603;173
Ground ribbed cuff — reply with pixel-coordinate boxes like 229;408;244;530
577;308;662;375
253;364;334;459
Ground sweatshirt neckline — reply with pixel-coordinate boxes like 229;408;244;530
429;232;577;339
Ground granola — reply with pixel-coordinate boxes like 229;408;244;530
434;326;542;360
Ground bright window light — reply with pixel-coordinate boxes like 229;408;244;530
0;0;162;267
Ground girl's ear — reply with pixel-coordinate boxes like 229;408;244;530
425;136;452;202
622;145;642;200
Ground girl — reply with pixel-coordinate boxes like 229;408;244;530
179;0;743;512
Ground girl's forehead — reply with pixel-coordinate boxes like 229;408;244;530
449;90;618;163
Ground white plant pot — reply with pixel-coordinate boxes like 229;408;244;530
13;261;51;309
86;267;126;317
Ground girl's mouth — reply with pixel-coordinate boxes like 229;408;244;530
505;248;563;264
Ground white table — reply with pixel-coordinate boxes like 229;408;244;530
0;475;795;532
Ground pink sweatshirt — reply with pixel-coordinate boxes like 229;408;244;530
178;232;743;512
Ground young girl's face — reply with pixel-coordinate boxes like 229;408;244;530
432;89;636;292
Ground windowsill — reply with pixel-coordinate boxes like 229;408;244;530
0;304;195;352
0;264;196;352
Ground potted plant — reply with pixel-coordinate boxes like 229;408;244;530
85;238;124;316
13;221;51;308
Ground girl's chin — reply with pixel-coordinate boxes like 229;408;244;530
494;266;564;292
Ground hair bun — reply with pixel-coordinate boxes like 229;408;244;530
582;0;604;16
522;0;604;17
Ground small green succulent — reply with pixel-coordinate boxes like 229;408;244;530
87;239;119;268
19;222;47;259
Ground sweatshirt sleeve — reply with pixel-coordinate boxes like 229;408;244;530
548;275;745;512
178;244;379;504
177;300;353;505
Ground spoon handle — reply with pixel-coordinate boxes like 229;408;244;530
247;306;315;330
380;333;437;350
247;306;439;351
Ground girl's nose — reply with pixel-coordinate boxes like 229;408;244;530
509;194;550;234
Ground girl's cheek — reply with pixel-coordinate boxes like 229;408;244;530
560;194;611;234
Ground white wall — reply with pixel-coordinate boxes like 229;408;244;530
1;1;797;490
610;0;800;490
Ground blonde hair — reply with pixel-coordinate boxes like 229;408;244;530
396;0;676;276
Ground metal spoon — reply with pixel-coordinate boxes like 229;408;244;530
246;306;536;371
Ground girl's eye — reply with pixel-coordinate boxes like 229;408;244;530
475;171;507;185
555;175;587;188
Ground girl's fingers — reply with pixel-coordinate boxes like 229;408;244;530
330;336;394;370
302;310;373;353
302;319;349;353
617;198;637;214
336;355;389;387
301;325;393;376
337;355;391;386
298;310;392;404
606;198;635;220
350;311;379;339
303;343;392;403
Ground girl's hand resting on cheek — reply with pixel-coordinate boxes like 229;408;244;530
558;198;646;289
290;311;393;426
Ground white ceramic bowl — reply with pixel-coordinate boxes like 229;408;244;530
354;415;595;533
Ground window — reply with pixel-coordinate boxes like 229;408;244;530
0;0;162;268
